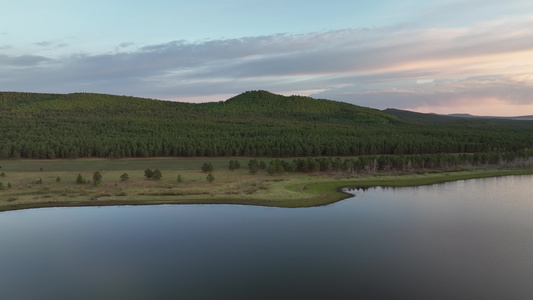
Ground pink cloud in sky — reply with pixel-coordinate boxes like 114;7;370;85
410;98;533;117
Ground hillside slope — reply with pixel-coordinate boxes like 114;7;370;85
0;91;532;159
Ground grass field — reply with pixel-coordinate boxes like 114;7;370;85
1;158;532;212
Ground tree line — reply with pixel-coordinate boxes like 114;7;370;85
1;117;531;159
252;150;533;175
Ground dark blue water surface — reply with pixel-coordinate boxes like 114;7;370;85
1;175;532;299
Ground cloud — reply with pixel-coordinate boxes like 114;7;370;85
1;15;533;113
118;42;135;48
33;40;70;51
312;75;533;109
0;54;52;67
35;41;53;47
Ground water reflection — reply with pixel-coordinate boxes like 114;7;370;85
341;185;372;194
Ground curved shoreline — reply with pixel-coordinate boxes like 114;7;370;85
1;168;532;213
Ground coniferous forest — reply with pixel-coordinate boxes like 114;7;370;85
1;90;532;164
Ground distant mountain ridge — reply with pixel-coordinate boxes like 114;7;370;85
447;113;533;120
383;108;533;125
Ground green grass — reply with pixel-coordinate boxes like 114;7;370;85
1;158;532;212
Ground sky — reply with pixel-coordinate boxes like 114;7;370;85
1;0;533;116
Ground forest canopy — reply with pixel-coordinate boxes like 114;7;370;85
1;90;532;159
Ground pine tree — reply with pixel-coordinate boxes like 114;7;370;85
76;174;85;184
248;159;259;174
152;169;162;180
206;173;215;182
93;171;102;186
144;168;154;179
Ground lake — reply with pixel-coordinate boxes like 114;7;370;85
1;175;532;299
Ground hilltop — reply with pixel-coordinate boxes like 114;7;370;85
0;90;399;124
0;90;532;159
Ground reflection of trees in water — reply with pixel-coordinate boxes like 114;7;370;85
344;185;424;194
342;186;371;195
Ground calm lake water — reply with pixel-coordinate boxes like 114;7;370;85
1;175;532;299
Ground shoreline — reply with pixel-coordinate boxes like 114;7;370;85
1;166;532;212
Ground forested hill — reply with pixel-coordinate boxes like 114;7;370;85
218;91;401;124
0;90;532;159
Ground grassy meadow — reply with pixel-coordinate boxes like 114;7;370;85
1;157;533;212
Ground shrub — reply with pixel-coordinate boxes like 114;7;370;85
120;173;129;181
201;162;214;173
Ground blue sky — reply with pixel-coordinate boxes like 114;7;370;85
1;0;533;115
